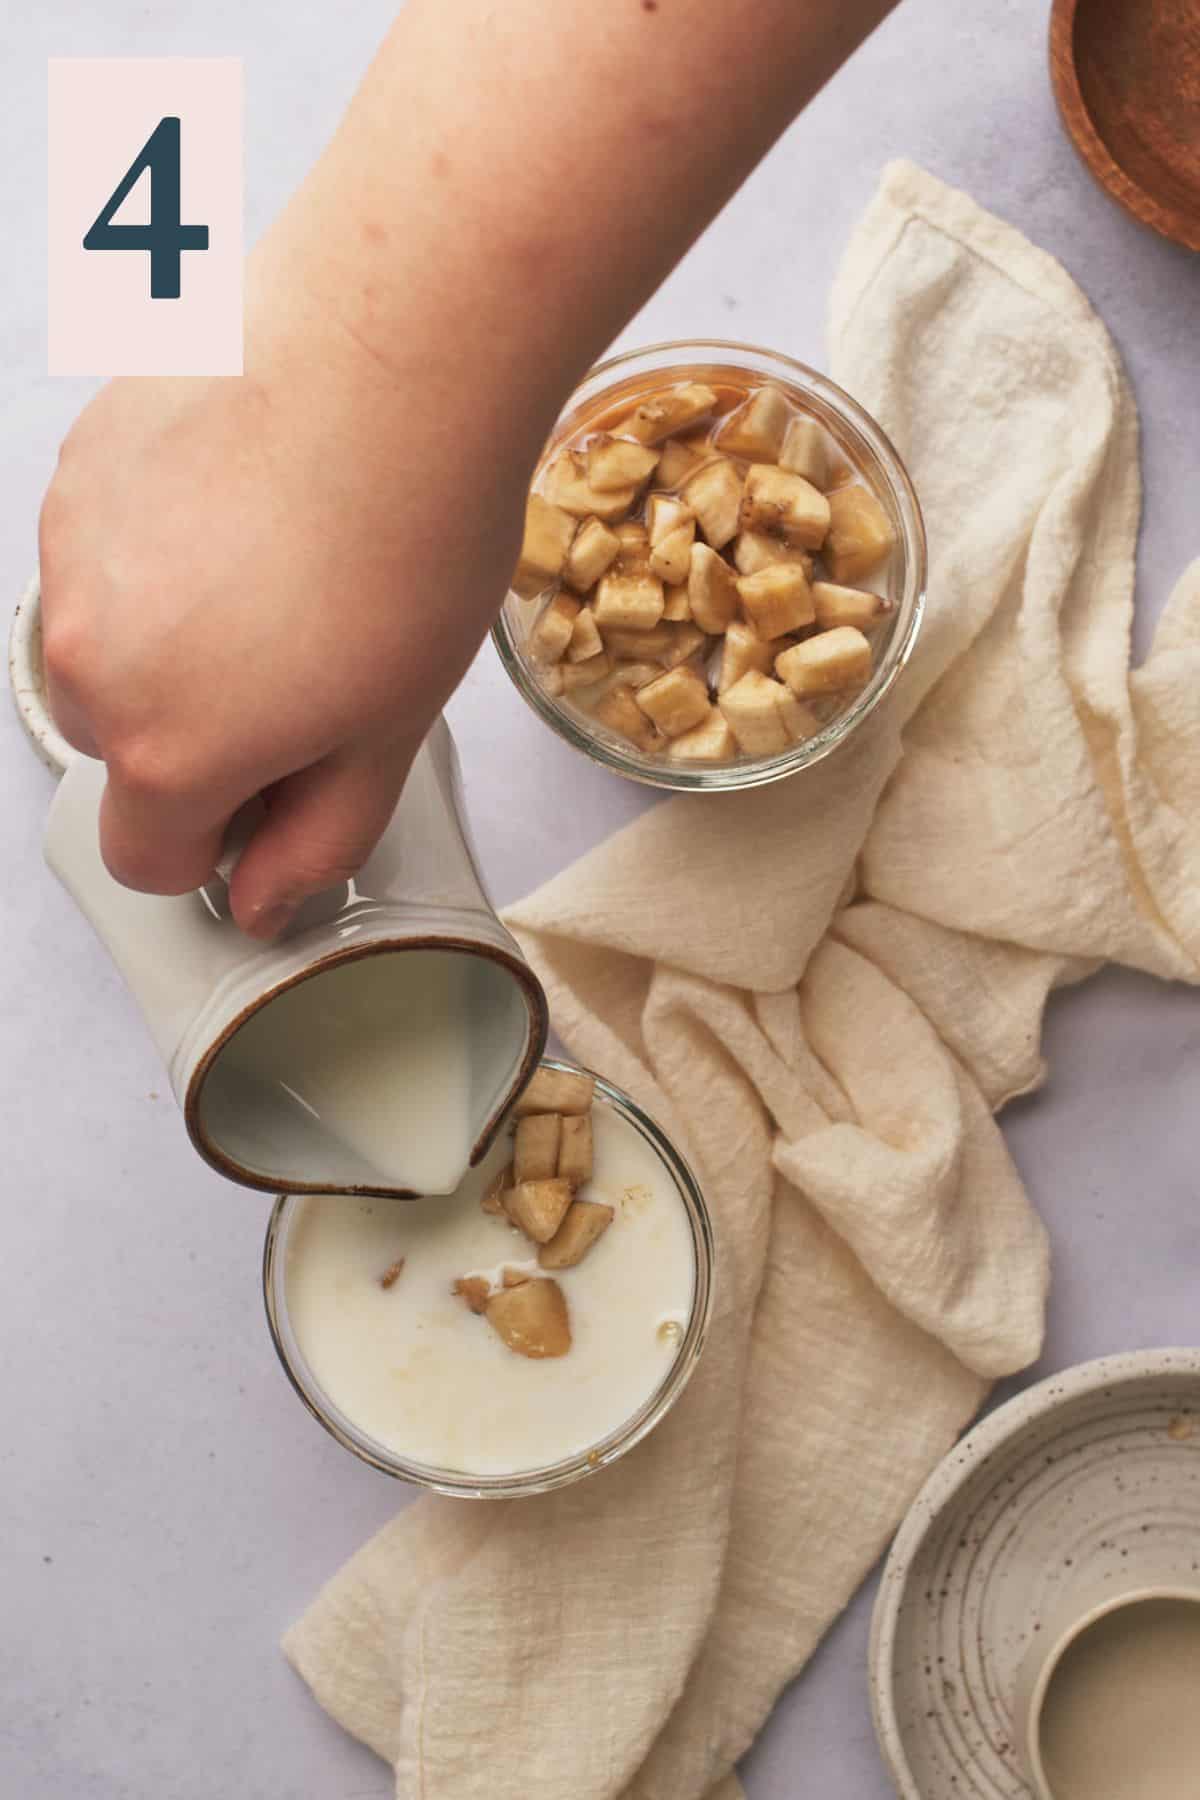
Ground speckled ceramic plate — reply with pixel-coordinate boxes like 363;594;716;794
869;1350;1200;1799
9;574;73;778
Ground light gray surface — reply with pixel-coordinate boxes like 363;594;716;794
2;2;1197;1796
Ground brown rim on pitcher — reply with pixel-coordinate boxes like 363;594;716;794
186;934;549;1198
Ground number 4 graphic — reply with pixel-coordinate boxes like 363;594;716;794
82;116;209;299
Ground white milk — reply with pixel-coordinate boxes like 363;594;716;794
220;951;474;1193
282;1100;697;1476
1039;1599;1200;1800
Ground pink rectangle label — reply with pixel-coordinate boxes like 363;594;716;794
48;58;243;376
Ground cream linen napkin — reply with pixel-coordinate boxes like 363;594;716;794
284;164;1200;1799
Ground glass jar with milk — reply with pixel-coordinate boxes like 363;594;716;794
39;689;713;1492
263;1059;714;1496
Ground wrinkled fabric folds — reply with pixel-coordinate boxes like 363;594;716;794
284;164;1200;1800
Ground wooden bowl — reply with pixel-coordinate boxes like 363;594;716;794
1050;0;1200;253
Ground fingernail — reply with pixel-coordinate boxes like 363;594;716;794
247;898;299;941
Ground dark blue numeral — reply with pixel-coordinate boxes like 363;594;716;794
82;117;208;300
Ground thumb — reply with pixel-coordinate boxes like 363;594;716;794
228;736;418;940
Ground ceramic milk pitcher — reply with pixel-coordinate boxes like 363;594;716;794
43;713;548;1198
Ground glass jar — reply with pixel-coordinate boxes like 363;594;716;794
493;338;926;791
262;1059;715;1498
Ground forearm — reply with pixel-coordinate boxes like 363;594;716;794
260;0;897;457
42;0;898;927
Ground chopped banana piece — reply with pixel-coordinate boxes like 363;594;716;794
655;437;710;489
543;450;637;522
560;652;611;693
646;494;693;542
688;542;739;634
593;571;665;631
682;457;744;550
649;524;695;586
812;581;893;631
635;664;711;738
567;607;605;663
736;563;815;640
611;659;663;689
824;484;896;583
514;1067;596;1116
659;621;708;670
646;497;696;586
514;1113;562;1183
777;689;821;743
778;415;829;489
666;707;738;763
586;434;660;493
718;619;775;692
481;1163;513;1216
592;631;655;667
600;622;680;661
740;464;831;549
563;516;621;593
530;592;580;664
453;1274;491;1314
557;1113;594;1185
505;1177;574;1244
717;384;791;461
775;626;872;696
514;495;577;597
678;430;719;458
718;670;790;755
539;1200;613;1269
485;1278;571;1358
732;531;815;579
614;520;651;570
621;382;718;445
661;582;692;622
592;683;660;749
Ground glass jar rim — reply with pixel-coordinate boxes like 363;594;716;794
493;337;927;792
262;1056;715;1498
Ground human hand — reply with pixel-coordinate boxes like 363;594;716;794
40;0;897;939
40;262;539;939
